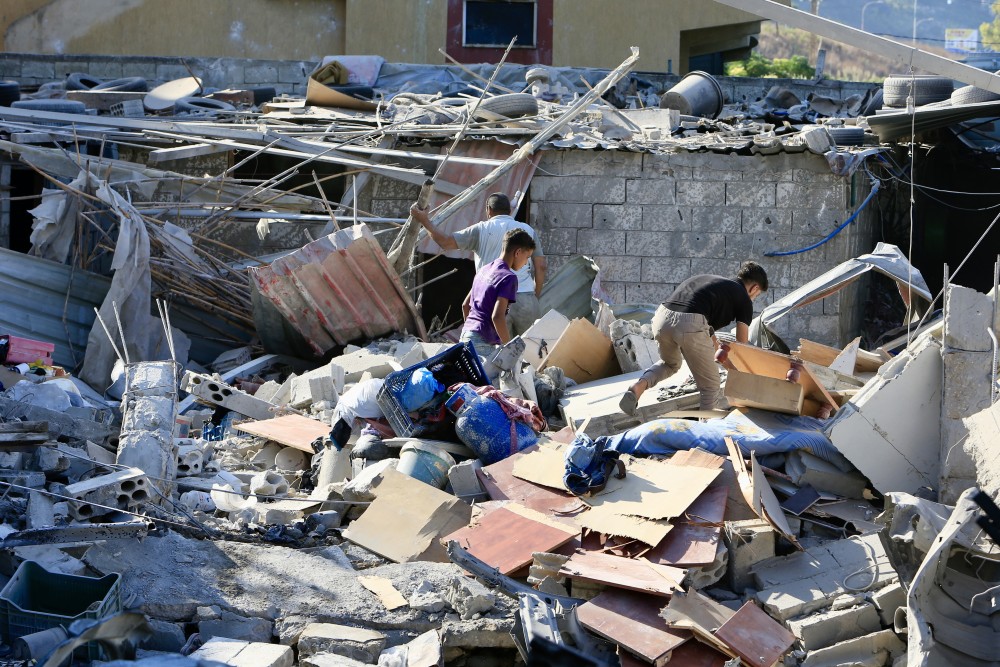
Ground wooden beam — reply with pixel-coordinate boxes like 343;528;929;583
725;368;804;415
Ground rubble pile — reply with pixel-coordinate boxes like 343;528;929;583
0;47;996;667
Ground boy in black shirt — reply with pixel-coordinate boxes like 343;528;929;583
620;261;768;414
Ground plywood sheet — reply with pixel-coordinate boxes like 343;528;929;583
233;414;329;453
727;342;838;417
442;505;577;575
559;550;685;597
477;446;584;518
724;368;804;416
643;486;729;567
539;318;621;384
577;589;690;665
798;337;884;374
357;576;407;610
714;601;795;667
343;468;472;563
660;589;736;656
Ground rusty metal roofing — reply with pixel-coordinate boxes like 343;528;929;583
250;224;426;356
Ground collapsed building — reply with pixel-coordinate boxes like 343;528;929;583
0;13;997;667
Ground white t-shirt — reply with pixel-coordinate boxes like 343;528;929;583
453;215;544;293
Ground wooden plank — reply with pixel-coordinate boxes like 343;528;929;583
724;369;804;415
559;550;686;597
442;505;578;575
576;589;690;666
714;601;795;667
233;414;329;453
798;337;884;374
539;318;621;384
829;337;861;376
357;576;407;611
727;342;838;417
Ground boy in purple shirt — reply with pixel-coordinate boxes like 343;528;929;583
460;229;536;377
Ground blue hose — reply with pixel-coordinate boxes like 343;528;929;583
765;180;881;257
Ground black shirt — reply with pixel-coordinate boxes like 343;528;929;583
665;275;753;331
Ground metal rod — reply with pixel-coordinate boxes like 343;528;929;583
112;300;131;365
92;307;125;364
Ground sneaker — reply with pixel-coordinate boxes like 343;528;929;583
619;389;639;416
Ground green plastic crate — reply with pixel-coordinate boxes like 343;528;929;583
0;560;122;660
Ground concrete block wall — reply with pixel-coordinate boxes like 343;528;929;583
1;52;317;97
530;149;877;348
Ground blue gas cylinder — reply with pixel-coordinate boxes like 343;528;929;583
454;393;538;465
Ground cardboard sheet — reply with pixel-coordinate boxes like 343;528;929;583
510;440;569;491
644;486;729;567
725;436;801;549
560;550;686;597
477;446;584;518
342;468;472;563
357;576;407;611
587;457;721;521
576;506;674;546
441;504;577;575
539;318;621;384
233;414;329;453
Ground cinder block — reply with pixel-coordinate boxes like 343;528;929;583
612;334;659;373
786;602;881;651
278;63;306;83
176;442;204;477
626;179;675;205
448;459;487;503
724;519;775;592
870;582;905;627
675;180;725;206
182;371;274;421
625;231;673;257
593;204;643;230
87;61;123;80
529;202;593;229
199;610;273;643
727;181;776;207
639;257;693;284
756;575;842;621
254;380;282;404
578;229;626;255
245;65;279;84
530;176;626;204
776;182;845;211
641;205;689;231
21;60;55;80
191;637;293;667
330;351;400;384
296;623;386;662
63;467;149;520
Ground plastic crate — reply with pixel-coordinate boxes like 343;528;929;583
0;335;55;365
377;342;488;438
0;560;122;660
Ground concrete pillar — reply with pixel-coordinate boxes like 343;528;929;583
116;361;179;501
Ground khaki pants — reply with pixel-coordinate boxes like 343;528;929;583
640;305;723;411
507;292;540;337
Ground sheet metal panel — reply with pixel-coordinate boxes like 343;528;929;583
250;224;426;356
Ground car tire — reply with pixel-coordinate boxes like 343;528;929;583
883;75;953;107
173;96;237;115
473;93;539;120
950;83;1000;105
0;80;20;107
11;99;88;114
828;126;865;146
65;72;105;91
93;77;149;92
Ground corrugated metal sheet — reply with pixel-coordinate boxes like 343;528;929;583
0;247;110;369
868;100;1000;141
538;255;602;321
250;224;426;356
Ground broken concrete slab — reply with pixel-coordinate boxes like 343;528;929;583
342;458;398;502
786;602;881;652
199;609;274;643
824;331;942;496
296;622;386;662
724;518;775;593
190;637;293;667
800;629;906;667
962;399;1000;501
376;629;442;667
83;530;511;627
752;533;897;622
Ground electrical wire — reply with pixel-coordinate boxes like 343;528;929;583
765;179;881;257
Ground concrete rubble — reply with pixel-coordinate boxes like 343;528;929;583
0;34;996;667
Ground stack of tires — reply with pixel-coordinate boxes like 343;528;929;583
881;75;953;109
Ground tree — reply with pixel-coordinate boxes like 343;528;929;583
725;53;816;79
981;0;1000;51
